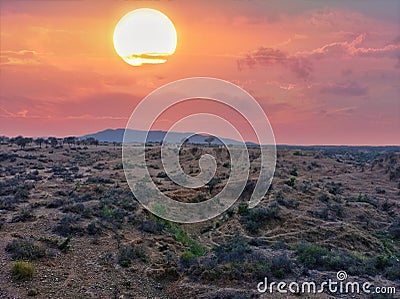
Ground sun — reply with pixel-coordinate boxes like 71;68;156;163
113;8;177;66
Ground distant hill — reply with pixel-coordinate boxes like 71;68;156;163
81;128;258;146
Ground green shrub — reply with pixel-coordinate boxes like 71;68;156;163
86;176;113;184
156;171;167;178
375;187;386;194
389;166;400;181
384;263;400;280
313;207;329;220
319;194;330;203
162;220;206;257
46;198;67;208
295;242;398;278
53;214;84;237
58;237;71;253
293;151;307;156
327;182;342;195
290;166;298;176
0;196;19;211
11;208;36;223
185;236;272;282
138;219;165;234
87;221;103;236
295;242;363;274
207;177;221;193
226;208;235;217
214;235;252;263
118;245;146;267
192;193;207;203
14;184;30;200
347;193;378;207
296;242;329;269
270;253;292;278
285;177;296;187
11;261;34;280
240;204;280;234
388;219;400;239
6;239;46;260
276;192;299;209
237;203;249;215
375;255;391;270
61;203;92;218
181;250;197;264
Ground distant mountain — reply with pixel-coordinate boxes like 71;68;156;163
82;129;126;143
82;128;259;146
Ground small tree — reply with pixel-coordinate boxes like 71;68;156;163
34;138;45;148
205;136;215;147
83;137;99;146
14;136;29;149
48;137;58;148
63;136;76;147
0;136;9;144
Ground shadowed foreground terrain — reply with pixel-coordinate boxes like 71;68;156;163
0;142;399;298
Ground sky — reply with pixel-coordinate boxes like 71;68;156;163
0;0;399;145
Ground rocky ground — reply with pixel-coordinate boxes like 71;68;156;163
0;143;399;298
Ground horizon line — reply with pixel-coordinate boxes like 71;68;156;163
2;127;399;147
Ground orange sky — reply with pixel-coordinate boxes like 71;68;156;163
0;0;399;145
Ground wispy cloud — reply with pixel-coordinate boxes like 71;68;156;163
237;47;312;79
0;50;42;66
320;106;357;117
299;34;400;60
320;81;368;97
0;106;29;118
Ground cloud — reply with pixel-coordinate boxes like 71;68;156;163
320;81;368;97
236;33;399;82
16;110;28;117
319;106;357;117
0;91;139;122
0;50;41;66
237;47;313;79
301;34;400;60
264;80;298;90
0;106;29;118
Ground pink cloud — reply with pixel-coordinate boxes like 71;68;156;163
320;81;368;97
237;47;312;79
16;109;28;117
0;50;41;66
300;34;400;59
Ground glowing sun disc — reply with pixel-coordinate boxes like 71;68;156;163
113;8;177;66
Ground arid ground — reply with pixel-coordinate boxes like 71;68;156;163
0;142;399;298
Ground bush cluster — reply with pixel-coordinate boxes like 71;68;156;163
295;242;399;279
239;204;280;234
53;214;84;237
6;239;46;260
118;245;146;267
183;236;292;283
388;219;400;239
